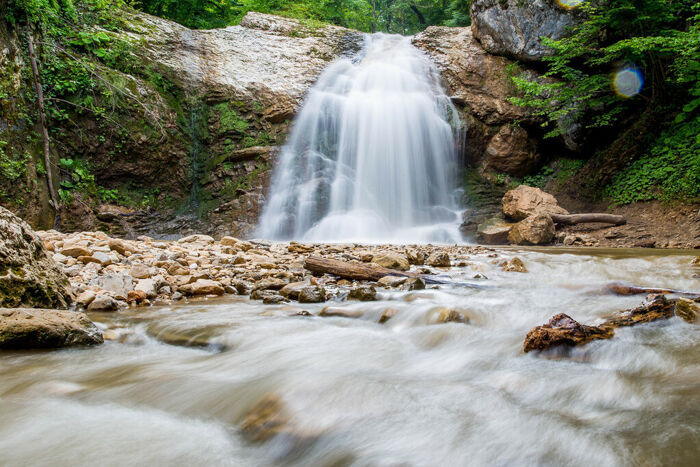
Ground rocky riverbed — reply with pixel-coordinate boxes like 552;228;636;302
38;228;508;314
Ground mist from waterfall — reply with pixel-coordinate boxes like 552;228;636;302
257;34;463;243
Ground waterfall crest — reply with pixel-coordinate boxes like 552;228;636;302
257;34;463;243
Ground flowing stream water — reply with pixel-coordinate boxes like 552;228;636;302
1;248;698;466
257;34;463;243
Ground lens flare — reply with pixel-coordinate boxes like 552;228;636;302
557;0;584;9
613;69;644;98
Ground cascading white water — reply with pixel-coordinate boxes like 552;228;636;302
257;34;463;243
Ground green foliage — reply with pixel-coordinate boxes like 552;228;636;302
132;0;471;33
214;103;249;135
0;140;27;180
605;117;700;204
522;165;554;188
58;157;118;202
510;1;699;139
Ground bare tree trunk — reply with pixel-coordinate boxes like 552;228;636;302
26;28;60;228
409;4;426;24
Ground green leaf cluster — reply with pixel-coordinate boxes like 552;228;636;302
605;116;700;204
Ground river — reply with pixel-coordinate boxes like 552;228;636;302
1;247;698;466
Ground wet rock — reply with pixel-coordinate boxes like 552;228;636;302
319;307;363;318
476;217;515;245
523;313;614;353
87;294;119;311
378;275;408;288
508;214;555;245
0;308;103;349
605;294;676;328
405;277;426;291
298;286;326;304
0;207;74;309
127;290;148;304
675;298;698;324
502;185;568;221
502;257;527;273
76;290;97;307
471;0;581;62
253;278;288;292
379;308;399;324
372;252;410;271
279;281;308;300
473;273;488;279
180;279;225;296
429;307;468;324
135;278;158;299
220;236;241;247
348;286;377;301
426;251;451;268
241;395;293;443
263;294;286;305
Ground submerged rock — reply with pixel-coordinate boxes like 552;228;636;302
319;307;364;318
379;308;399;324
675;298;699;324
0;207;73;309
502;257;528;273
348;286;377;301
0;308;103;349
298;286;326;304
428;307;468;325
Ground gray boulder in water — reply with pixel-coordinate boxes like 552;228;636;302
471;0;583;62
0;207;73;309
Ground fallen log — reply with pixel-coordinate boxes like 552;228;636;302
550;213;627;226
304;256;489;289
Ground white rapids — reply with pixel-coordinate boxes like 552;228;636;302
257;34;463;243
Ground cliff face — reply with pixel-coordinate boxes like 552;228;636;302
1;5;578;239
0;11;362;238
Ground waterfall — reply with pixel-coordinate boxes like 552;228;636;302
257;34;463;243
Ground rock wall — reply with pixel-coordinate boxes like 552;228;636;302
413;26;542;176
470;0;581;62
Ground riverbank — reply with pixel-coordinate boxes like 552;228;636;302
37;228;700;314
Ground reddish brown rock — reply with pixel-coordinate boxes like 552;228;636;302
523;313;614;353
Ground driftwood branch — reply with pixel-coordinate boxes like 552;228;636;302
305;256;414;282
304;256;490;289
550;213;627;226
604;282;700;298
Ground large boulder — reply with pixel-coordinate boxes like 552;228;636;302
508;214;556;245
502;185;569;221
476;217;515;245
0;207;73;309
471;0;583;62
372;252;410;271
0;308;103;349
